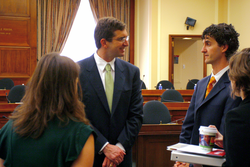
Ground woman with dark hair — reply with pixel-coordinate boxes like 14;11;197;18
0;53;95;167
210;48;250;166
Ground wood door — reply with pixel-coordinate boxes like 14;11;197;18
169;35;206;86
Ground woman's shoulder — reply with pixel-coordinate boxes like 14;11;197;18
47;118;94;145
47;118;93;137
226;103;250;123
0;120;14;134
229;101;250;113
65;119;94;136
71;120;93;133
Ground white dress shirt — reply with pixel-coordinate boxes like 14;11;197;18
93;52;126;153
211;66;229;86
94;52;115;90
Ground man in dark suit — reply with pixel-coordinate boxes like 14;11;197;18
175;23;241;167
78;17;143;167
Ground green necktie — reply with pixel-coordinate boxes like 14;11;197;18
105;64;114;112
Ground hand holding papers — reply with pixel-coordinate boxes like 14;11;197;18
167;143;226;167
167;143;225;157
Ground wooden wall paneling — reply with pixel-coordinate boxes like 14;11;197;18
0;0;37;85
0;48;31;76
143;135;178;166
0;0;29;17
134;125;181;167
0;18;30;46
29;0;38;76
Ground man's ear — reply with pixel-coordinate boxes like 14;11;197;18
221;44;229;53
100;38;108;48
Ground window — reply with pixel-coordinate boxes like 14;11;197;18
61;0;96;62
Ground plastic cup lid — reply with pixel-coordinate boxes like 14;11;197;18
199;126;217;134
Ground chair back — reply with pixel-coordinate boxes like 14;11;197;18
156;80;174;89
143;100;171;124
186;79;199;89
0;78;14;90
141;80;146;89
161;89;184;102
8;85;26;103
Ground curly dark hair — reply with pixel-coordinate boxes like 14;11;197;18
202;23;240;60
94;17;126;49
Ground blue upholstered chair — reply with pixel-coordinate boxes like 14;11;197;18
143;100;171;124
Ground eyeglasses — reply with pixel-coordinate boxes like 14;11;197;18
111;36;129;43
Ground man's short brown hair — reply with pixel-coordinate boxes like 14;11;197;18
94;17;126;49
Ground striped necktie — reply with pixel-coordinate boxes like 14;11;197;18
205;76;216;98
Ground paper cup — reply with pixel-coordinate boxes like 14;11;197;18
199;126;217;151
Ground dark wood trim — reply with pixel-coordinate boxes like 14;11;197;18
129;0;135;64
203;55;207;77
169;35;174;83
141;89;194;102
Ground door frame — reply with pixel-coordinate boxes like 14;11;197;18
168;34;207;84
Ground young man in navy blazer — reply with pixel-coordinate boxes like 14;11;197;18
78;17;143;167
175;23;241;167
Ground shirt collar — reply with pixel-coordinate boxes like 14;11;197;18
211;66;229;82
94;52;115;72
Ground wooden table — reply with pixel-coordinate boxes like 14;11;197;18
0;103;19;128
0;89;10;103
163;102;189;124
133;124;182;167
142;89;194;102
0;101;189;127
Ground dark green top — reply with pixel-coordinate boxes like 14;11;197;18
0;118;94;167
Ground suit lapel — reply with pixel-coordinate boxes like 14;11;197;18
196;76;210;106
198;72;230;108
86;56;110;114
112;59;125;114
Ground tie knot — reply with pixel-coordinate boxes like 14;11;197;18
105;64;111;72
209;76;216;84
